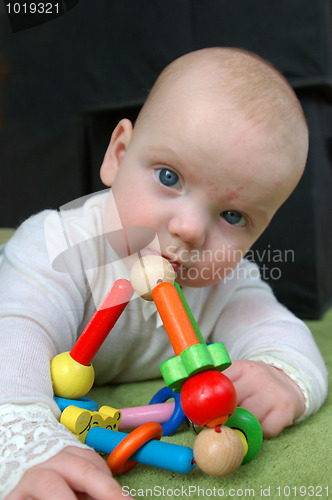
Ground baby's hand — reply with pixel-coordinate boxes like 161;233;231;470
224;360;306;438
6;446;133;500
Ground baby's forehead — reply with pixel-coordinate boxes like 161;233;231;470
152;51;301;131
137;50;307;183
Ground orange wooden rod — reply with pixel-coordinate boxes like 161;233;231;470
152;282;200;356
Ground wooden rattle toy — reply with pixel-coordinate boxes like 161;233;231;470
89;423;195;475
180;369;237;428
60;404;121;443
193;406;263;476
51;253;263;479
193;426;245;476
132;256;238;428
51;278;133;398
55;389;185;436
130;254;176;300
148;386;187;435
151;280;232;392
59;401;195;475
119;401;176;431
117;386;186;436
224;406;263;464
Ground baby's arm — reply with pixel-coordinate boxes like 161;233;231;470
1;403;133;500
224;360;305;437
0;208;133;498
210;261;327;435
6;446;131;500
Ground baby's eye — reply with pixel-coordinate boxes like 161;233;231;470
222;210;246;227
156;168;180;188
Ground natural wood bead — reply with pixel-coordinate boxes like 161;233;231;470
193;426;244;476
130;255;176;300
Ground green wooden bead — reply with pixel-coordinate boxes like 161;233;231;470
225;407;263;464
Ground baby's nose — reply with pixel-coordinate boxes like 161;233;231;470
168;211;207;248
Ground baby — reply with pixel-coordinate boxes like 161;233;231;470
0;48;327;499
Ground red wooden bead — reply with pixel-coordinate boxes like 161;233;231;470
180;370;237;427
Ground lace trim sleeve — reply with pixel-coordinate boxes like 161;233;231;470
0;403;90;498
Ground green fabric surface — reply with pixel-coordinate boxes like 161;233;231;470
0;229;15;245
88;310;332;500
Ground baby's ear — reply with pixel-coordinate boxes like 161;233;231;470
100;118;133;186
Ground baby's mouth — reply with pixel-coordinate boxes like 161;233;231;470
162;256;181;273
136;248;185;275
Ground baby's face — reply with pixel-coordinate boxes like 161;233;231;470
104;95;298;288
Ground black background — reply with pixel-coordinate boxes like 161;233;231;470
1;0;332;318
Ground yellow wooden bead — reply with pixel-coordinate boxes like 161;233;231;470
233;428;249;456
60;405;122;443
60;406;92;442
193;426;244;476
50;351;95;399
130;255;176;300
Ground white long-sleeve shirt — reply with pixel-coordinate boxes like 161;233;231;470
0;191;327;497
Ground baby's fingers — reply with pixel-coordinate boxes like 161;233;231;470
6;468;77;500
260;408;293;438
6;447;133;500
40;449;128;500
